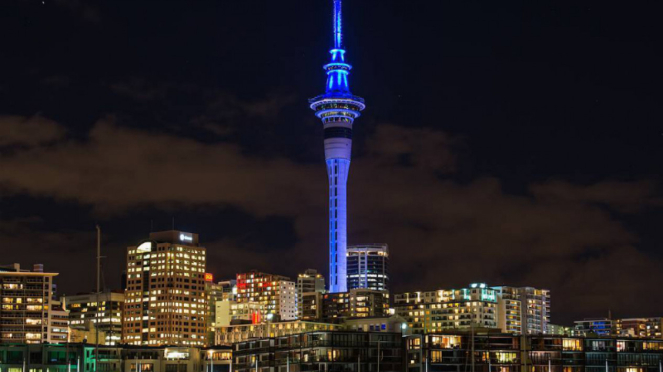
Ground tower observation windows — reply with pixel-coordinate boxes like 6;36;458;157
324;127;352;139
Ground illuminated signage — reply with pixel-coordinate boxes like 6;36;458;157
179;233;193;242
204;273;213;282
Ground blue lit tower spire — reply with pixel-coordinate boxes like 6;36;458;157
310;0;365;294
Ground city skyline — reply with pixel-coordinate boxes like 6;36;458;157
1;0;662;325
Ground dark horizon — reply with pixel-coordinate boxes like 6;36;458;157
1;0;662;325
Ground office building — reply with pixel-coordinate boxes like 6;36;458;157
122;230;207;346
296;269;325;319
0;263;58;344
322;289;390;319
63;291;125;345
309;0;366;293
233;331;403;372
235;271;296;321
347;244;389;291
492;285;551;334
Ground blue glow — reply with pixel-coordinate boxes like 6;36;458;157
310;0;365;294
334;0;342;49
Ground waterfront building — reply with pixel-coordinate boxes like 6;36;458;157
395;283;551;335
405;332;663;372
233;331;403;372
0;343;96;372
394;283;500;334
0;343;231;372
215;320;339;345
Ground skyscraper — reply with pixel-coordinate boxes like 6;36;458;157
122;230;207;346
347;244;389;291
310;0;365;293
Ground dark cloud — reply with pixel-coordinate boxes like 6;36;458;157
0;117;321;215
530;180;662;213
0;115;66;147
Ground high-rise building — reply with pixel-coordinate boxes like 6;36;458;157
347;244;389;291
492;286;551;334
0;263;58;344
309;0;366;293
63;291;125;345
122;230;207;346
235;271;296;321
296;269;325;319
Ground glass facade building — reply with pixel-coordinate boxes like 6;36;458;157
347;244;389;292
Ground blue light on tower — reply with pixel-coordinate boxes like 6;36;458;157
310;0;365;293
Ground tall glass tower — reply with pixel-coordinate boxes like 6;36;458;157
310;0;365;293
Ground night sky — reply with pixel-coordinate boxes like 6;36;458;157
1;0;662;325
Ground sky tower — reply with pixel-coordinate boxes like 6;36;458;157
310;0;365;293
